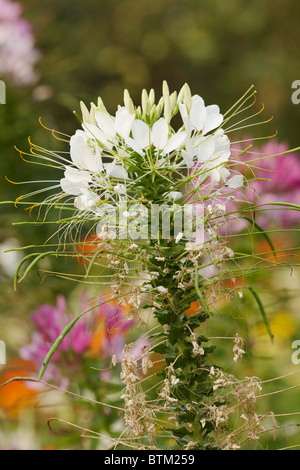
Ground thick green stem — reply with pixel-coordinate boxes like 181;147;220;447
151;264;215;449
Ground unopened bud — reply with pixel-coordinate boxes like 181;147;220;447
124;89;135;114
141;89;149;115
80;101;90;123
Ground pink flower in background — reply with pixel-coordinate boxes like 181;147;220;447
19;294;135;385
19;295;91;385
225;140;300;230
0;0;39;86
88;300;135;361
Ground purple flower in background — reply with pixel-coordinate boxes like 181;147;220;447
0;0;39;86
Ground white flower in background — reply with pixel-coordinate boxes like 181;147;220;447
0;0;39;87
0;238;23;277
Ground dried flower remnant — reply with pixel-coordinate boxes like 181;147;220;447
120;344;156;444
233;334;245;363
207;366;265;449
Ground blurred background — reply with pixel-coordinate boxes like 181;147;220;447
0;0;300;450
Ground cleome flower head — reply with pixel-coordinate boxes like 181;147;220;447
12;80;255;264
58;81;243;215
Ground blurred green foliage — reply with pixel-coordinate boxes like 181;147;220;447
2;0;300;203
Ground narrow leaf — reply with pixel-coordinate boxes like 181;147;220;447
246;286;274;343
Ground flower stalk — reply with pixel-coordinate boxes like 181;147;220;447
8;81;300;450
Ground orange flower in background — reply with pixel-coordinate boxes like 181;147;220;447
184;300;201;317
87;299;135;360
256;234;296;263
224;275;245;295
75;234;105;266
0;358;38;417
87;313;107;358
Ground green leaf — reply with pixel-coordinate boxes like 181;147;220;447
14;251;57;289
38;296;125;380
246;286;274;343
84;248;105;278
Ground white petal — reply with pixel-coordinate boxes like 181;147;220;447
70;132;87;168
64;167;92;183
179;102;190;130
185;141;198;159
60;177;88;196
151;118;169;150
105;162;128;179
162;131;186;155
125;136;144;154
209;169;221;186
114;107;135;139
190;99;207;132
197;135;216;163
83;123;110;145
226;174;244;189
131;119;150;149
203;105;223;135
182;150;194;168
220;168;231;182
214;133;231;160
71;130;106;173
74;192;100;211
82;147;104;173
95;111;116;138
191;95;205;107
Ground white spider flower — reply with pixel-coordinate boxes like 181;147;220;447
17;81;248;247
58;83;240;216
